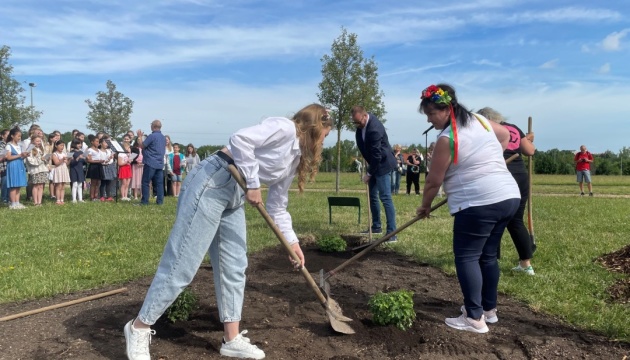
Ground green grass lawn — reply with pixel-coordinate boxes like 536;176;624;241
1;173;629;341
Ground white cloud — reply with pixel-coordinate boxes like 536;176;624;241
473;59;502;67
601;29;630;51
581;44;591;53
539;59;559;69
598;63;611;74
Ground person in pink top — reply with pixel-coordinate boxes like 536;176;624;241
574;145;594;196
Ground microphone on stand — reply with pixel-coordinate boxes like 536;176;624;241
422;125;434;135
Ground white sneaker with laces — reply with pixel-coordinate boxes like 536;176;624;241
124;319;156;360
460;305;498;324
445;313;489;333
220;332;265;359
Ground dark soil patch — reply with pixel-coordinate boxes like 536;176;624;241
597;243;630;304
1;245;629;360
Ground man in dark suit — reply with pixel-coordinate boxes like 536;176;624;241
352;105;398;241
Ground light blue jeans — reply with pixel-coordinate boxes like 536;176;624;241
138;155;247;324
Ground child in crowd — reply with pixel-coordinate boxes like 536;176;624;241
118;142;133;201
51;140;70;205
131;143;143;200
5;127;29;209
86;135;104;201
69;139;86;203
99;138;116;201
185;143;200;173
0;129;9;204
167;143;186;197
25;135;49;206
45;132;58;200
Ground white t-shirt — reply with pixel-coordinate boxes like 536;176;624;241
439;113;520;214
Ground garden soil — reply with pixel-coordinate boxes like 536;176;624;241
1;242;629;360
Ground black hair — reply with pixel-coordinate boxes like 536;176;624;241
7;127;22;143
71;139;82;151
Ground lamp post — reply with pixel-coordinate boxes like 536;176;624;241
28;82;36;107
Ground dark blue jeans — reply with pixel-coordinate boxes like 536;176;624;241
368;171;397;234
452;198;519;320
141;165;164;205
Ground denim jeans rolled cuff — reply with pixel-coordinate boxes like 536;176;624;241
138;155;247;325
369;170;397;234
452;198;519;320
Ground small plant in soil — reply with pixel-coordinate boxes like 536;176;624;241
317;235;347;252
368;289;416;330
165;287;199;323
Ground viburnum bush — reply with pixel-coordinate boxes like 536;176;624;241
317;235;347;252
368;289;416;330
165;287;199;323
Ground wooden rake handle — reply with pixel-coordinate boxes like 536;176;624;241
227;165;328;305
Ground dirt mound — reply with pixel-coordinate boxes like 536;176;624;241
0;246;628;359
597;243;630;304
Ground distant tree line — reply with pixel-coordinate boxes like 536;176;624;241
533;147;630;175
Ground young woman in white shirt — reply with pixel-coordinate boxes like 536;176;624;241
124;103;333;360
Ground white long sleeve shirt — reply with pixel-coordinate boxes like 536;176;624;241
227;117;301;244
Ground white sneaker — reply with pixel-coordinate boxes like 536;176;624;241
124;319;155;360
220;332;265;359
512;264;535;275
445;313;489;333
460;305;498;324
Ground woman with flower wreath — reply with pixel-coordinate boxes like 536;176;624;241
416;83;520;334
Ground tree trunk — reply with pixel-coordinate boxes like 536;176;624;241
335;129;341;193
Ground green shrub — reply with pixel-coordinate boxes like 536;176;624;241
165;287;199;323
317;235;347;252
368;289;416;330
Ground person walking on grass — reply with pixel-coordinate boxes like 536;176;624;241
352;105;398;241
416;84;519;334
124;103;333;360
574;145;593;196
477;107;536;276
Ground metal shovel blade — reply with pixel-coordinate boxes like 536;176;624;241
326;300;355;334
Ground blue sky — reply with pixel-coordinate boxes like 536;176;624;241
2;0;629;153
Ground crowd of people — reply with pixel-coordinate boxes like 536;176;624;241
0;125;201;209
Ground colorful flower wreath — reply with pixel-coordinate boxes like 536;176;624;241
420;85;452;105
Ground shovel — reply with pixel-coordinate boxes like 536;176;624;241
227;164;355;335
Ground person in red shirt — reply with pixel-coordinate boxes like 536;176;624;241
574;145;594;196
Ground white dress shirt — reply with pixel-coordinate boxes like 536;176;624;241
228;117;301;244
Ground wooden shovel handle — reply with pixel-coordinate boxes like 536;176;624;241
227;165;328;305
527;116;535;243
